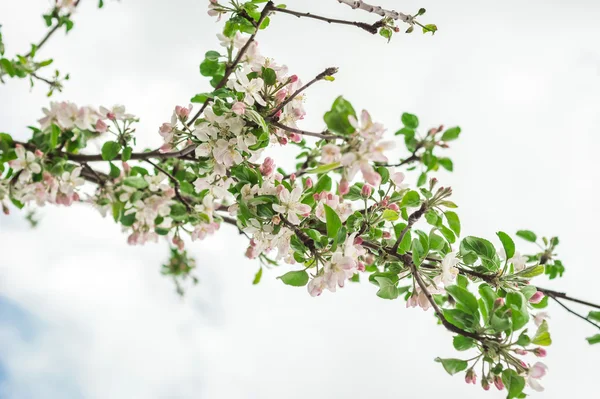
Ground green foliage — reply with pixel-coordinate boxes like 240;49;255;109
435;358;468;375
323;96;356;135
278;270;309;286
101;141;120;161
516;230;537;243
324;204;342;239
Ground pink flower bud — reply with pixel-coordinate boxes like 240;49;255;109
305;177;313;189
438;125;444;132
534;348;547;357
382;231;391;239
272;215;281;225
278;137;288;145
245;246;256;259
465;370;477;385
275;90;287;102
290;174;296;182
339;178;350;196
393;26;400;32
493;376;504;391
122;162;131;173
481;379;490;391
289;75;299;83
276;185;284;194
250;238;257;247
260;157;275;176
365;254;375;265
388;203;399;211
428;127;437;136
232;101;246;115
175;105;191;120
494;297;505;309
357;261;365;272
354;236;363;245
529;291;545;304
95;119;108;133
290;133;302;143
514;349;527;355
361;184;372;198
34;149;44;157
107;112;116;120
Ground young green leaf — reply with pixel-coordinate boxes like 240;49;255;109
324;204;342;239
516;230;537;243
278;270;309;287
101;141;120;161
434;358;468;375
496;231;515;259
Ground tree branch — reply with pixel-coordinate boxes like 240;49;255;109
270;6;383;34
268;67;339;117
336;0;412;23
24;0;82;58
270;120;343;140
391;203;426;253
547;295;600;330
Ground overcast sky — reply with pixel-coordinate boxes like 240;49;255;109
1;0;600;398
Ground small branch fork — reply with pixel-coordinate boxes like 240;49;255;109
270;6;383;34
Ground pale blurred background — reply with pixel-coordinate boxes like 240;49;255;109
0;0;599;398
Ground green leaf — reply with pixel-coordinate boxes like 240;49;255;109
517;265;544;278
303;162;340;174
444;211;461;236
588;311;600;323
101;141;120;161
123;176;148;189
507;291;529;331
400;190;420;208
496;231;515;259
199;59;220;76
441;127;461;141
50;124;60;148
452;335;475;351
323;96;356;135
434;358;468;375
382;209;399;221
0;58;15;77
120;212;135;227
108;162;120;179
252;267;263;285
313;175;332;193
478;284;498;316
374;277;399;299
422;24;438;35
532;320;552;346
438;157;453;171
262;67;277;85
446;285;479;315
502;369;525;399
121;146;132;162
516;230;537;243
278;270;309;287
324;204;342;239
417;172;427;187
190;93;211;103
245;109;268;132
460;236;498;269
205;50;220;61
586;334;600;345
401;112;419;129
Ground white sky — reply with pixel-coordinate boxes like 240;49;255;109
1;0;600;398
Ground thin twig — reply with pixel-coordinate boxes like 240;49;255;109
24;0;82;58
391;203;426;253
270;121;343;140
271;6;384;34
269;67;338;117
548;295;600;330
